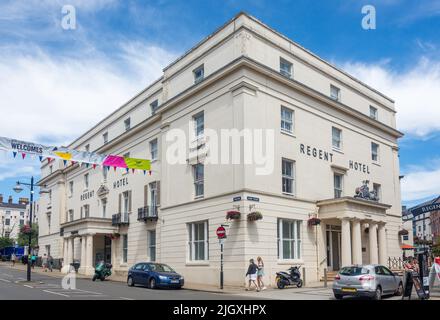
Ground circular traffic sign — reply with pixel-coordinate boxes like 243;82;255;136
216;226;226;239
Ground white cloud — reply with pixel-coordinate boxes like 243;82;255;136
401;163;440;202
342;57;440;137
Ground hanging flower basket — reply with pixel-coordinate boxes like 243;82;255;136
226;210;241;220
247;211;263;222
398;229;409;236
307;217;321;226
21;225;32;234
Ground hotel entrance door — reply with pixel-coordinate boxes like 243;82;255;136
326;225;342;271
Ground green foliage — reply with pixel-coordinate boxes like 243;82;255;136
433;237;440;257
0;237;14;249
16;223;38;248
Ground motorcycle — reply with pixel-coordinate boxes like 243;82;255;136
276;266;303;289
92;261;112;281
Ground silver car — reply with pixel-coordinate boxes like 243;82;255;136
332;264;403;300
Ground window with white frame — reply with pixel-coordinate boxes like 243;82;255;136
69;181;74;197
103;132;108;144
84;173;89;189
281;106;294;133
371;142;380;162
83;205;90;218
122;191;131;222
193;65;204;84
193;163;204;197
149;182;158;208
280;58;293;78
150;99;159;115
332;127;342;150
150;139;158;161
124;118;131;131
278;219;302;260
370;106;378;120
5;218;10;225
193;112;204;138
373;183;381;201
148;230;156;262
102;166;108;182
282;159;295;194
334;173;343;198
330;85;341;101
188;221;208;261
122;234;128;263
101;199;107;218
68;209;74;222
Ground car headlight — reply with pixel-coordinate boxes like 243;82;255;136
159;275;167;280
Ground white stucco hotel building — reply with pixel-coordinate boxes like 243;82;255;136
37;13;406;287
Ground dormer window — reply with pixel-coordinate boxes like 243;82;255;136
150;100;159;115
330;85;341;101
124;118;131;131
280;58;293;78
193;65;204;84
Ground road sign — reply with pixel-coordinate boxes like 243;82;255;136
216;226;226;239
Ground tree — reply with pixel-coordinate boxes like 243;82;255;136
16;223;38;248
0;237;14;249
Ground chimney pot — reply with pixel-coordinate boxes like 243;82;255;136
8;196;13;204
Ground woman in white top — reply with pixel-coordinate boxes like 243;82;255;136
257;256;267;290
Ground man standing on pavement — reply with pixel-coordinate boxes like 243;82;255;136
11;253;16;267
47;254;53;272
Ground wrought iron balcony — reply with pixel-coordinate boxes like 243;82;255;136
137;206;159;222
112;213;129;226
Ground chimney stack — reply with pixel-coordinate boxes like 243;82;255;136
0;194;3;203
8;196;13;204
19;197;29;205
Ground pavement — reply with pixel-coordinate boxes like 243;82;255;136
1;262;437;300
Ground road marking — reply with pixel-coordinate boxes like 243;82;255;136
23;285;34;288
0;278;11;283
43;290;70;297
74;289;103;295
119;297;134;300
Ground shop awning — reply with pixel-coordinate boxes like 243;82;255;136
401;244;415;250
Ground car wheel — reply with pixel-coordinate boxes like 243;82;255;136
373;287;382;300
127;276;134;287
395;282;403;296
150;278;157;289
334;294;343;300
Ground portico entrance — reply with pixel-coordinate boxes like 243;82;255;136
326;225;341;271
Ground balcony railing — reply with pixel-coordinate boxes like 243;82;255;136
112;213;129;226
137;206;158;222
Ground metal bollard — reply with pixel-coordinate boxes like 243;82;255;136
324;268;328;288
302;267;306;287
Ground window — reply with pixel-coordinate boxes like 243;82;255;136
193;65;204;84
48;190;52;202
371;142;379;162
193;112;204;138
148;230;156;262
280;58;293;78
330;85;340;101
19;219;24;226
83;205;90;218
20;211;24;217
150;139;158;161
47;213;51;228
69;181;74;197
122;191;131;222
282;159;295;194
122;234;128;263
123;152;130;159
150;100;159;115
281;106;294;133
124;118;131;131
68;209;74;222
149;182;158;208
5;231;10;238
373;183;381;201
334;173;343;198
5;218;10;226
49;165;53;174
370;106;378;120
332;127;342;149
193;163;204;197
278;219;302;260
101;199;107;218
85;144;90;152
188;221;208;261
103;132;109;145
84;173;89;189
102;166;108;181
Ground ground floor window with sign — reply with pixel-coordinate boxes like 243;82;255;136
122;234;128;263
277;219;302;260
148;230;156;262
188;221;209;261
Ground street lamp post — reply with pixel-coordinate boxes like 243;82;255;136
13;177;34;282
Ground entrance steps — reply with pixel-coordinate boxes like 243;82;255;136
320;271;338;282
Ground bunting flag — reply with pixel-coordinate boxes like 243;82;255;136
0;136;151;171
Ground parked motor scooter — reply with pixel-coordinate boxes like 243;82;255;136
276;266;303;289
92;261;112;281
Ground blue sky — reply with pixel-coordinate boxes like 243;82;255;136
0;0;439;208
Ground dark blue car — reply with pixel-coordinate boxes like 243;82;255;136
127;262;184;289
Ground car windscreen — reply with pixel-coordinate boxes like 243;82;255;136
339;267;369;276
151;264;175;273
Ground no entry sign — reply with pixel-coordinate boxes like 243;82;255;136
216;226;226;239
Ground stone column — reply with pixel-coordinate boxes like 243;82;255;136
85;234;95;275
111;237;117;267
378;223;387;265
351;219;363;265
369;223;379;264
79;237;87;274
61;238;70;273
341;218;352;267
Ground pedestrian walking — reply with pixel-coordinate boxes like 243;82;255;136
42;254;48;272
31;253;37;269
245;259;260;292
256;256;267;290
11;253;16;267
47;254;53;272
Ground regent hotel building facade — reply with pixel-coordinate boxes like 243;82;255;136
37;13;405;287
